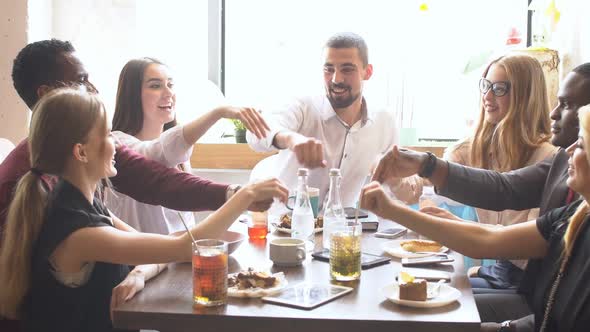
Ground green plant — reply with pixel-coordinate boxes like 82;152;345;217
230;119;246;131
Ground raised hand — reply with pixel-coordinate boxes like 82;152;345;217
244;178;289;206
290;136;327;169
372;145;428;183
360;181;396;219
219;106;270;139
246;199;274;212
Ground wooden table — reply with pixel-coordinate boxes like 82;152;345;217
112;219;481;332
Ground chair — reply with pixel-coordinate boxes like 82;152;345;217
0;138;15;163
249;155;287;217
249;155;278;182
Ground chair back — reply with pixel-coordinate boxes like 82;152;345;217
0;138;15;163
249;155;277;182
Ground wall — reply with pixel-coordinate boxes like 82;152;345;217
0;0;29;144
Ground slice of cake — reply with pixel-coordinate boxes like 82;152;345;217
398;272;427;301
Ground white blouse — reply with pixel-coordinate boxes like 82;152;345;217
106;126;195;234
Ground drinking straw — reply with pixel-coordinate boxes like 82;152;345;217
177;212;197;246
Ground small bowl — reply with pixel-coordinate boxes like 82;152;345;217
219;230;246;255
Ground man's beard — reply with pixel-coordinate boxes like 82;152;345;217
327;84;360;109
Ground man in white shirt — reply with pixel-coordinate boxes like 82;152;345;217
247;32;398;207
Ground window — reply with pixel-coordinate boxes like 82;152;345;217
34;0;209;128
224;0;528;141
35;0;528;143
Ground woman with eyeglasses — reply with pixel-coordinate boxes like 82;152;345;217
362;105;590;332
391;54;557;292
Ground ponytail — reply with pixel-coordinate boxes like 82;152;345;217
0;171;48;319
563;201;588;256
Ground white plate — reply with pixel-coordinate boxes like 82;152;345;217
228;272;288;298
381;239;449;259
381;282;461;308
219;230;246;255
271;222;323;234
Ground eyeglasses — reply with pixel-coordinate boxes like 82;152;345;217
479;78;511;97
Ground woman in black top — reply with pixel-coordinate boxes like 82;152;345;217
360;106;590;331
0;88;288;331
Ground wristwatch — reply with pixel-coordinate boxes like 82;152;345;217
418;151;437;178
498;320;512;332
226;184;242;201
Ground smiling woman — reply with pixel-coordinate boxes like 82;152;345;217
390;54;558;292
106;57;271;236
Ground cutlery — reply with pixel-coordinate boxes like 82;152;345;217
427;279;446;299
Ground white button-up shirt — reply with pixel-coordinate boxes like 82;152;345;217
247;95;398;208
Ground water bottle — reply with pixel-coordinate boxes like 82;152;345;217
291;168;315;249
322;168;345;249
419;186;438;209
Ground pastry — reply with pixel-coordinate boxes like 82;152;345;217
400;239;443;253
279;214;322;229
228;268;277;290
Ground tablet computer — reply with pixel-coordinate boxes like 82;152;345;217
311;249;390;269
261;283;353;310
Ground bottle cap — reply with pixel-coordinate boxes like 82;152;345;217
297;168;309;176
329;168;341;176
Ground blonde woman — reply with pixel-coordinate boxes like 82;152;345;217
0;88;287;331
362;105;590;332
393;54;557;291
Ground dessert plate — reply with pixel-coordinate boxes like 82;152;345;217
271;222;322;234
381;239;449;259
381;281;461;308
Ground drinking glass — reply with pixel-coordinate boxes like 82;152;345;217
329;221;361;281
248;211;268;239
192;239;228;306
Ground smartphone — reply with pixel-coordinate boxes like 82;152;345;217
401;254;454;266
344;207;369;219
311;249;390;269
374;227;407;239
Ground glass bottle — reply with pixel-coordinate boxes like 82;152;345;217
322;168;345;249
291;168;315;249
417;186;438;239
419;186;438;209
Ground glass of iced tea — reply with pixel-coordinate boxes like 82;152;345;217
248;211;268;239
192;239;228;306
329;221;361;281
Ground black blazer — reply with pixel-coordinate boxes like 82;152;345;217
435;148;571;331
437;148;570;216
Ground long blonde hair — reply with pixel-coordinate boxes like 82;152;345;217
563;106;590;255
467;54;552;172
0;88;107;319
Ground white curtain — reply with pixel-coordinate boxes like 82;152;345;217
552;0;590;77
